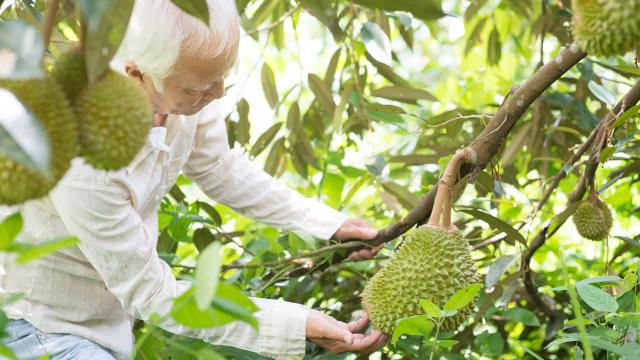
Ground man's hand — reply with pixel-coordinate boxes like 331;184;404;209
306;310;388;355
333;218;381;261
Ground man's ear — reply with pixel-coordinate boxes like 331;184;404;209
124;62;144;85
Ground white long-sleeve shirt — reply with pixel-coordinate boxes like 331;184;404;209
0;103;348;359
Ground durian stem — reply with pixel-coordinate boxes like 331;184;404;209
42;0;60;52
428;148;477;228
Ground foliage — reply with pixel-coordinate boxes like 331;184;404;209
1;0;640;359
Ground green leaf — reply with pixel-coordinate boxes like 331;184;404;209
171;283;257;329
504;307;540;327
349;0;444;21
0;213;23;250
171;288;219;328
243;0;279;31
487;27;501;66
194;242;222;311
419;299;440;318
575;283;618;312
588;81;616;107
575;276;621;287
250;123;282;157
365;52;411;87
524;347;546;360
599;146;615;162
192;228;215;252
475;332;504;357
212;283;259;329
485;254;517;288
443;283;482;312
573;345;584;360
263;137;286;176
370;85;438;103
0;343;18;360
261;63;278;109
322;173;345;208
611;103;640;129
170;0;209;25
197;202;222;226
14;237;80;264
548;202;581;234
361;22;391;65
391;315;434;344
0;20;45;80
623;272;638;292
324;49;341;87
459;209;526;245
381;181;419;210
76;0;135;83
299;0;345;41
548;333;639;358
308;73;336;113
236;99;251;146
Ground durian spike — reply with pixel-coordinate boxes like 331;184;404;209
428;147;477;229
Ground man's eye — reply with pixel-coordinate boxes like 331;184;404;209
183;88;197;95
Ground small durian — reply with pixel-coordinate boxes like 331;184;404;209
74;71;151;170
0;78;77;204
362;225;480;334
572;196;613;241
572;0;640;56
50;48;87;103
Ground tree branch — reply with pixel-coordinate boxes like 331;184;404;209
347;44;586;250
520;79;640;327
221;44;586;275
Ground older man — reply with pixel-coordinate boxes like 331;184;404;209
0;0;387;359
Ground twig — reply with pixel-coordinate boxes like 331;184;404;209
42;0;60;51
221;240;371;270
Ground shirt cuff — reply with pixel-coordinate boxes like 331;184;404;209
252;298;309;360
294;200;349;241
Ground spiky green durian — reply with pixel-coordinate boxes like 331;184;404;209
572;0;640;56
74;71;151;170
0;78;77;205
50;48;87;103
572;197;613;241
362;225;480;334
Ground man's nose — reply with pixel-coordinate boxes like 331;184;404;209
203;81;225;101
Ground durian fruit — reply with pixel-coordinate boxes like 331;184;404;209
572;196;613;241
50;48;87;103
572;0;640;57
74;71;151;170
362;225;480;334
0;78;77;204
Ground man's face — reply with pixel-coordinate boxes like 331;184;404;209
131;52;229;116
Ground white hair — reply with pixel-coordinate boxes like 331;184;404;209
115;0;240;91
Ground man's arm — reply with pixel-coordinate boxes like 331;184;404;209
49;173;310;359
184;112;348;240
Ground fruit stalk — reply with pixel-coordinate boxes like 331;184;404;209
428;148;477;229
42;0;60;52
